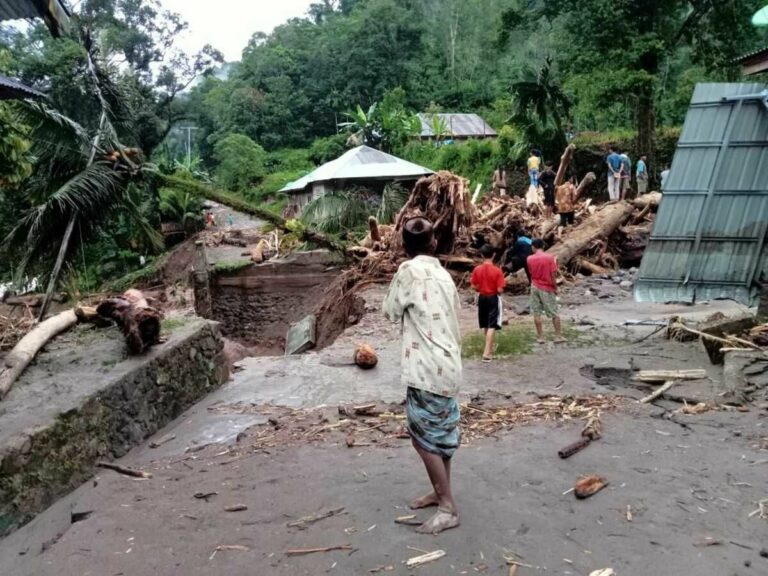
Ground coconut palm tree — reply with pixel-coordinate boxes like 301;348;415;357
510;56;571;143
3;101;162;303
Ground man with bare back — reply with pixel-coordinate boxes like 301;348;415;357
383;217;462;535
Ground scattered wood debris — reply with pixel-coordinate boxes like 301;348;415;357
203;395;624;460
639;380;677;404
286;507;346;529
149;434;176;449
209;544;250;560
285;544;353;556
224;504;248;512
632;369;706;383
405;549;445;568
96;461;152;479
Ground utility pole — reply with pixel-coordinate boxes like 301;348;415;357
182;126;199;167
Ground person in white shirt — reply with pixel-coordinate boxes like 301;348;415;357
383;217;462;535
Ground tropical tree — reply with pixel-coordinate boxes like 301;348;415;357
510;57;571;148
159;187;204;236
3;101;163;283
213;134;267;192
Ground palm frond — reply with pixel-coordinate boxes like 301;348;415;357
301;190;375;234
12;100;92;169
377;182;410;224
123;185;164;252
4;162;129;277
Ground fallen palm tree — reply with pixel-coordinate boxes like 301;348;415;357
158;174;346;253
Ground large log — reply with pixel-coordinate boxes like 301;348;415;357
547;201;636;267
632;192;662;209
554;144;576;188
97;296;162;354
574;172;597;201
0;309;78;400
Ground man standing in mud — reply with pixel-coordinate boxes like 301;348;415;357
383;217;462;535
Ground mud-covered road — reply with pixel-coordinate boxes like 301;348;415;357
2;277;766;576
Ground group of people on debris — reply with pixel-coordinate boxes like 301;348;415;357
383;216;562;535
492;148;670;229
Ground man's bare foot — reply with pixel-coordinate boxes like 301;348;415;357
415;508;460;535
409;492;439;510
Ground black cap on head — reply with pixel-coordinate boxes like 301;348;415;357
402;217;436;256
480;244;495;258
532;238;544;250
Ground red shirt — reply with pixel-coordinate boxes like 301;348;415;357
527;251;558;293
471;261;505;296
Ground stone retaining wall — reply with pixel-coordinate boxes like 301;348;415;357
0;319;226;537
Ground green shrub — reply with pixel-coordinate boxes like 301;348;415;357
213;134;267;191
309;134;348;165
266;148;313;172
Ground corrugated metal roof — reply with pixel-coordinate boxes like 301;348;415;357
0;0;70;37
734;46;768;64
635;83;768;305
281;146;433;193
418;113;497;138
0;74;45;99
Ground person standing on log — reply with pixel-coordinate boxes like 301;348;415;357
492;166;508;196
636;155;648;194
539;163;557;218
606;147;623;201
619;150;631;200
527;149;541;189
471;245;506;363
555;178;577;239
383;217;462;535
527;239;565;344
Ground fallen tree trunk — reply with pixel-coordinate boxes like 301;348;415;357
0;309;78;400
554;144;576;188
97;297;162;354
157;174;345;253
632;192;662;209
574;172;597;201
547;201;636;267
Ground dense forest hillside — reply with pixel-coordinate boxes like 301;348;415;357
0;0;766;289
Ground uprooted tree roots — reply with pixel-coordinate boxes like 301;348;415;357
316;171;660;319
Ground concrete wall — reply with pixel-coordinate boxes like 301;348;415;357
207;251;343;349
0;320;226;537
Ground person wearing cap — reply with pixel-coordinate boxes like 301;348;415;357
383;217;462;535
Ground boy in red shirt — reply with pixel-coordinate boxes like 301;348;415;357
526;239;565;344
470;245;505;362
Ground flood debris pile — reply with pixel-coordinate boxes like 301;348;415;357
323;168;660;315
200;394;623;458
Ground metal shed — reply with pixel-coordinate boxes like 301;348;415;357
418;113;497;140
635;83;768;306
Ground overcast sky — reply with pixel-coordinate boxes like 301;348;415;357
159;0;315;61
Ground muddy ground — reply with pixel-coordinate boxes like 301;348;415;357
1;276;767;576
